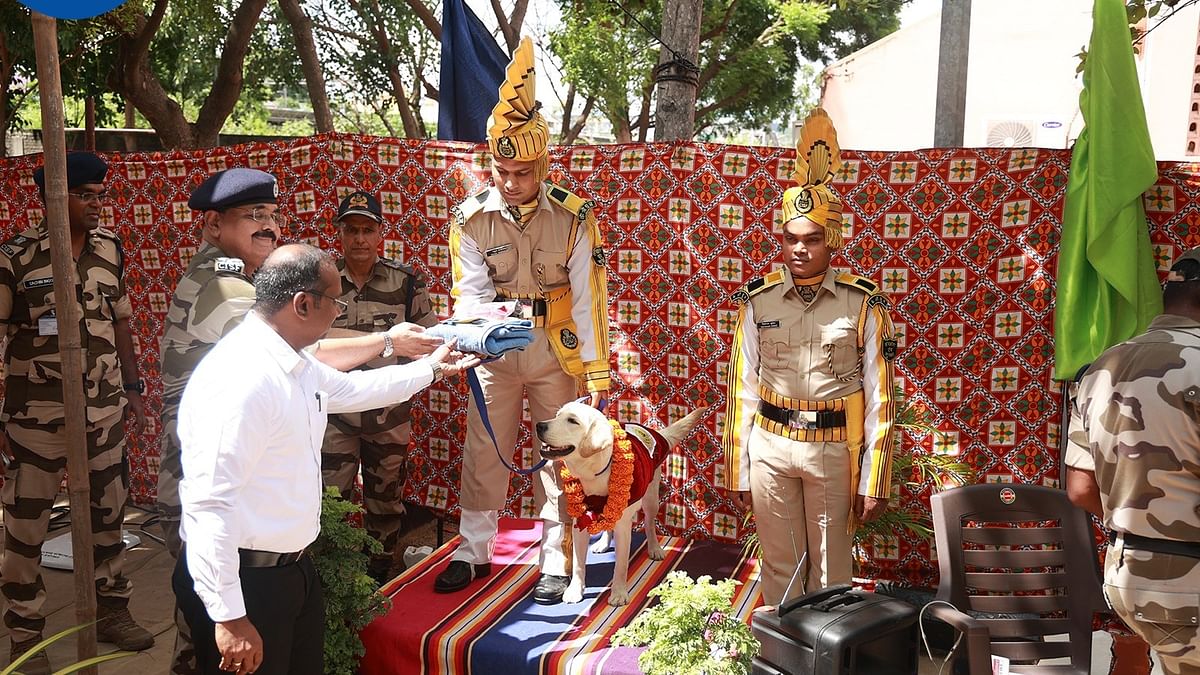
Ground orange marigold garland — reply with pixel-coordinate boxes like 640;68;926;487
561;419;635;535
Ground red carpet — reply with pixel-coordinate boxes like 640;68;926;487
360;518;762;675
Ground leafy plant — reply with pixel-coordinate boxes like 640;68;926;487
3;622;131;675
310;488;391;675
611;572;759;675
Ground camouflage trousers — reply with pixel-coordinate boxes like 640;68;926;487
154;414;199;675
0;411;131;643
1104;538;1200;675
321;409;412;558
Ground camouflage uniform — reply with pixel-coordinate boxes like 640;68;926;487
1076;313;1200;674
320;257;436;560
157;242;254;675
0;223;133;643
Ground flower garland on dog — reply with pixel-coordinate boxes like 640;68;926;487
562;419;634;535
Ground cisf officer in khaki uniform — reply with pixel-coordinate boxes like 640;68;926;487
722;109;898;606
0;153;154;673
321;190;441;582
438;36;611;603
1074;247;1200;675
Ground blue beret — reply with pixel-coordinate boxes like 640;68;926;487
188;168;278;211
336;190;382;223
33;152;108;192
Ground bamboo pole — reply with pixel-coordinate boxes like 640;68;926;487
30;12;100;673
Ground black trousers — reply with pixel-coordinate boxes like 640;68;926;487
172;551;324;675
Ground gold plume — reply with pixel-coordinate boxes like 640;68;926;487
792;108;842;187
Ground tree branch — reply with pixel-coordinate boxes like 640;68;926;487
508;0;530;44
491;0;517;51
192;0;271;145
562;95;594;144
695;81;751;122
277;0;334;133
400;0;441;41
699;0;738;43
349;0;424;137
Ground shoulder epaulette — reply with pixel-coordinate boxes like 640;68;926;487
92;226;120;241
546;185;596;222
0;228;39;258
451;189;491;227
732;269;787;304
835;271;879;294
379;257;416;276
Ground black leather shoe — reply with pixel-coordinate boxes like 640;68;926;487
533;573;569;604
433;560;490;593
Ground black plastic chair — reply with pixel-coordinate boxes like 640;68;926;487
928;483;1107;674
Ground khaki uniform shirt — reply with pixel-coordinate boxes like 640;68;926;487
159;243;256;455
1075;314;1200;542
327;257;437;436
449;185;610;391
722;269;898;497
0;223;131;426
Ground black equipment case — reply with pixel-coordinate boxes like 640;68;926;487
751;584;918;675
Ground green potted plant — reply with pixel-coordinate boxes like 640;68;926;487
310;488;392;675
610;572;760;675
3;623;131;675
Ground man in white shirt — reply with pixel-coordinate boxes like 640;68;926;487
173;244;477;675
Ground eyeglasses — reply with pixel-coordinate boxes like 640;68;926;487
235;207;283;226
67;191;109;204
301;289;348;313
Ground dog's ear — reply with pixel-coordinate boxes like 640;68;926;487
579;413;614;458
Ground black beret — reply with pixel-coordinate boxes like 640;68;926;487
188;168;278;211
336;190;382;224
33;152;108;192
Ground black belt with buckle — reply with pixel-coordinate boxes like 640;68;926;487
1112;533;1200;560
239;548;305;568
498;296;548;319
759;402;846;430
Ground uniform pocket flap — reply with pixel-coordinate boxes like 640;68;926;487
1111;587;1200;626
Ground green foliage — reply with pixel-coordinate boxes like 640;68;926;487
2;622;132;675
311;488;391;675
611;572;759;675
1077;0;1187;72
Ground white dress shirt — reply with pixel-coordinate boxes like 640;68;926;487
178;311;435;622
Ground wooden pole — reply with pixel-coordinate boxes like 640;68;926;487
934;0;972;146
30;12;100;672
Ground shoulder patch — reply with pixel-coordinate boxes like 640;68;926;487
866;293;891;310
214;257;246;275
835;271;879;294
1;232;37;257
453;189;491;227
92;226;120;241
378;257;410;272
545;185;591;219
735;269;786;304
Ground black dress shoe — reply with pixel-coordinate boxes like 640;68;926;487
433;560;491;593
533;573;569;604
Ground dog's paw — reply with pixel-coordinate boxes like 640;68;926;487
607;588;631;606
647;541;666;561
562;581;585;604
590;531;612;554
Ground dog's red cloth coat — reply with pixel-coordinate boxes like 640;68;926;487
577;423;670;528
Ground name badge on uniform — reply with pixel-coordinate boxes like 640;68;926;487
38;310;58;336
485;244;513;257
215;257;245;274
23;277;54;290
756;320;781;329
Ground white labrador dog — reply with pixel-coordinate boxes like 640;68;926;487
536;403;706;605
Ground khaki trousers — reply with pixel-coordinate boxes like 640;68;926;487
453;329;576;575
1;411;131;642
1104;539;1200;675
748;425;853;606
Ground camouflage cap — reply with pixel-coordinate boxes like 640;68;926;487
336;190;382;224
1166;246;1200;283
33;151;108;192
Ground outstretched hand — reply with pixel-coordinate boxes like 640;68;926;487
427;339;481;375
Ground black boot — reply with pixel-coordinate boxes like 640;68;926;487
433;560;491;593
533;574;569;604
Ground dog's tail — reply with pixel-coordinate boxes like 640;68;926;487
660;407;709;449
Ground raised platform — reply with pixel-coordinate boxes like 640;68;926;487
359;518;762;675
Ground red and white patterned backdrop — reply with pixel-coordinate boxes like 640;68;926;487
1;134;1198;587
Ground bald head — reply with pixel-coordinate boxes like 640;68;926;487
253;244;335;316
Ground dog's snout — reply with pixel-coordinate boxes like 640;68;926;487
535;421;548;434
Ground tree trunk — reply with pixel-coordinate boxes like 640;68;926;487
277;0;334;133
122;98;138;152
562;96;594;144
653;0;702;140
191;0;271;146
560;84;576;140
399;0;441;41
612;117;632;143
350;0;424;137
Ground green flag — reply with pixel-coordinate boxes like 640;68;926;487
1054;0;1161;381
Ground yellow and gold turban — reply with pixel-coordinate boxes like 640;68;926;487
488;36;550;178
781;108;844;249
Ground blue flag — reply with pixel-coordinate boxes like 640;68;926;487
438;0;509;142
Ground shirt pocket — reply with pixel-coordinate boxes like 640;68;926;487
532;246;568;289
758;325;792;370
820;319;860;380
484;245;519;285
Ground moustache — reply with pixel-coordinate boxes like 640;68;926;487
251;230;278;242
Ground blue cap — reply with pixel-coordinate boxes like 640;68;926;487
188;168;279;211
336;190;382;224
33;152;108;193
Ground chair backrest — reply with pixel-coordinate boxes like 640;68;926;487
931;483;1106;671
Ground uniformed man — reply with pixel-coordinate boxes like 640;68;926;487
158;170;430;675
721;109;898;606
0;152;154;673
1074;247;1200;675
320;190;441;582
436;36;611;603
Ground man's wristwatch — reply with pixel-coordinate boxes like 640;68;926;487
430;362;445;383
380;334;394;359
123;380;145;394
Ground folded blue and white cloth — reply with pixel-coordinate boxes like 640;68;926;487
426;318;535;357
